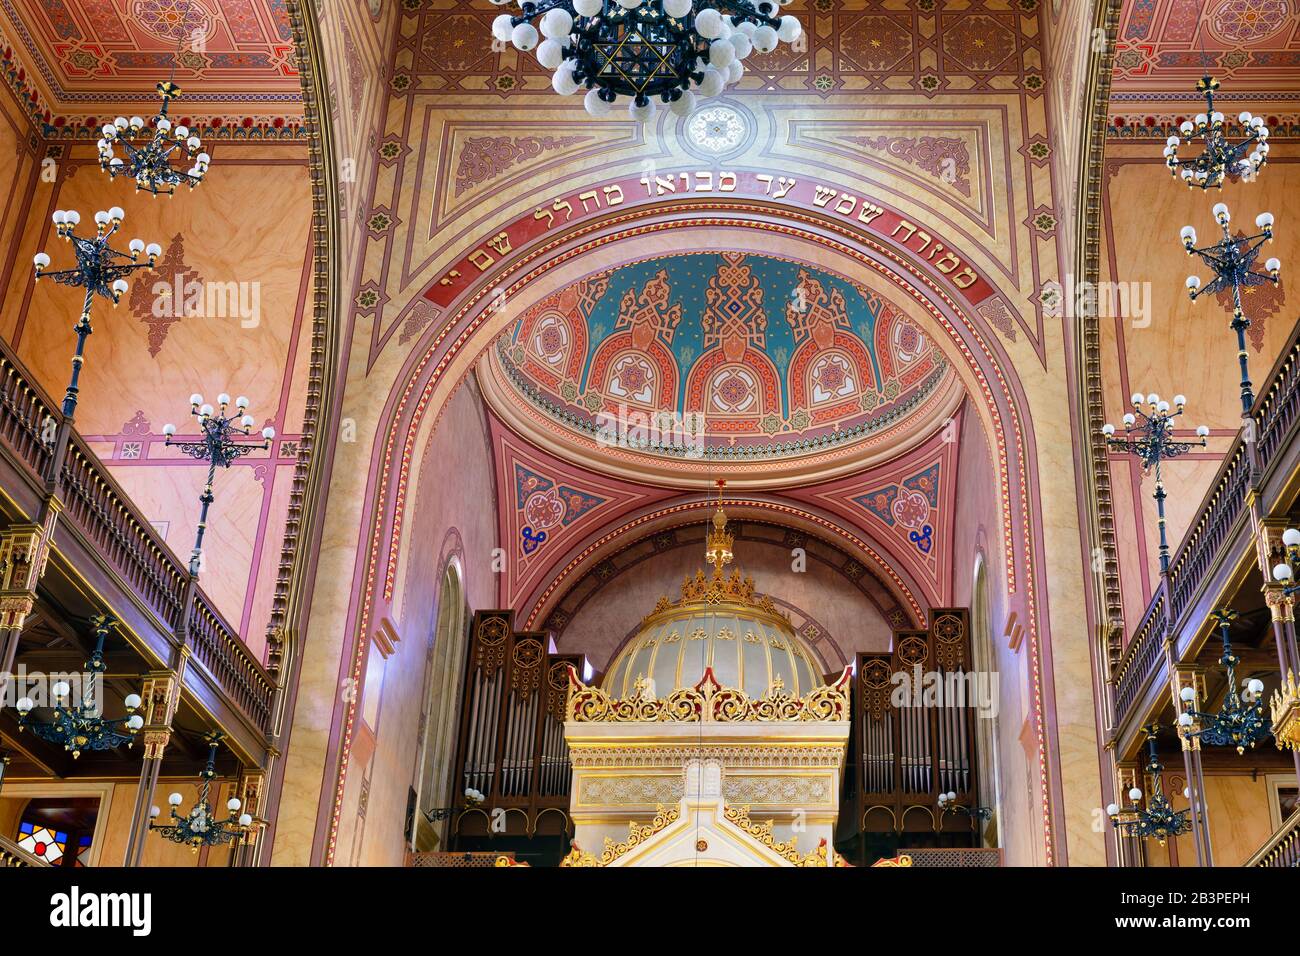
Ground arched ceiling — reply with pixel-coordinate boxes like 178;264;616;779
481;251;961;482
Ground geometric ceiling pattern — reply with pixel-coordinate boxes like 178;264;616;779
1111;0;1300;96
0;0;301;126
493;252;953;463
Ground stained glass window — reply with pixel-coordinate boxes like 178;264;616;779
75;835;93;867
17;821;67;864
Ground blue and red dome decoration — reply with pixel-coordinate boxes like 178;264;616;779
493;252;955;462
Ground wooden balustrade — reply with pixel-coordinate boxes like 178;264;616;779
1245;805;1300;867
0;833;48;867
1114;585;1166;727
0;339;272;735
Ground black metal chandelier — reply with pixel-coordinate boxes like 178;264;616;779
1106;726;1192;845
1177;609;1270;754
33;208;162;418
149;734;254;850
1102;394;1209;575
490;0;803;120
163;394;275;576
1271;526;1300;595
14;615;144;759
936;790;992;824
1181;202;1280;415
97;81;211;196
424;787;486;823
1163;75;1270;189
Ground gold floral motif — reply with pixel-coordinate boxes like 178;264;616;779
870;854;914;868
1271;670;1300;750
642;567;790;626
559;805;681;867
722;805;838;866
566;664;850;723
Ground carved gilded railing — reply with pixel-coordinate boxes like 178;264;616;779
566;665;852;723
0;340;272;734
1113;322;1300;733
0;833;48;867
1246;805;1300;867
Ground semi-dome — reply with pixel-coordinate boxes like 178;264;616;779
602;505;825;700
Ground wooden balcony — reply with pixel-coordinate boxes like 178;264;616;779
1111;320;1300;750
0;343;274;758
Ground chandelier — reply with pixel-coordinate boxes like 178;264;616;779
490;0;803;120
1177;609;1270;754
97;81;210;196
1163;76;1270;189
14;616;144;759
1101;394;1209;575
149;734;255;850
1106;726;1192;845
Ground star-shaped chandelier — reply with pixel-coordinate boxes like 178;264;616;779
1163;76;1270;190
490;0;803;121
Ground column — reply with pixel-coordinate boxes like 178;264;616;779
230;768;266;867
1264;586;1300;781
0;519;55;679
123;669;180;867
1172;668;1212;866
1115;763;1144;867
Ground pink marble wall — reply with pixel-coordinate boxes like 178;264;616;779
951;402;1042;865
334;376;499;867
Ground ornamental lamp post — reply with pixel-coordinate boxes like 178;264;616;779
1102;393;1209;575
32;207;161;419
1180;202;1280;415
163;394;274;577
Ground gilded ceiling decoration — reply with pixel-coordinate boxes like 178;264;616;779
489;251;955;467
0;0;303;126
1112;0;1300;95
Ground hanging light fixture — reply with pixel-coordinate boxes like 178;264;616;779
14;615;144;759
148;734;255;850
1106;726;1192;845
96;10;210;195
1177;609;1270;754
1163;75;1270;189
489;0;803;122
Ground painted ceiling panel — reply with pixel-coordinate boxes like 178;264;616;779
491;251;955;468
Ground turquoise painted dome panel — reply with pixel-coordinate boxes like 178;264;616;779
495;252;952;461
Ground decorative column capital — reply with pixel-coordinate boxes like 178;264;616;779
139;670;180;733
0;523;53;631
1265;585;1295;622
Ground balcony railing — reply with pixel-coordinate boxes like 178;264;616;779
1246;806;1300;867
0;833;48;867
1112;321;1300;734
0;342;273;735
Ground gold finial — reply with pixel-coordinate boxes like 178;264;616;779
704;479;734;572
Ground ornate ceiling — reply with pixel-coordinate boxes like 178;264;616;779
1112;0;1300;97
0;0;303;127
480;252;960;485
